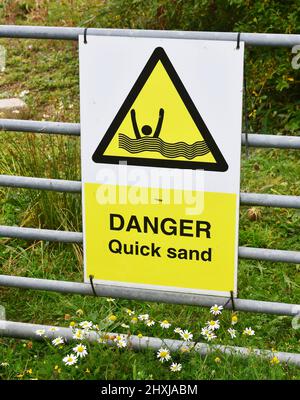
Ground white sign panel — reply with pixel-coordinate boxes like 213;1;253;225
79;35;244;297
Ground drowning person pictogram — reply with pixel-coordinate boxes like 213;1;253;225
118;108;211;160
92;47;228;171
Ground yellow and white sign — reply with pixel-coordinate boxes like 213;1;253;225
79;36;244;296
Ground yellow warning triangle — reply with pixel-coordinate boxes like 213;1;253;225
92;47;228;171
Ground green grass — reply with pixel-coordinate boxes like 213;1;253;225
1;335;297;380
0;0;299;380
0;289;299;380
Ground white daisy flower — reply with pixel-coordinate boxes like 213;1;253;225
180;343;193;353
243;327;255;336
35;329;45;336
180;329;193;342
145;319;155;327
97;334;109;344
52;337;64;347
73;344;88;358
227;328;236;338
63;354;78;366
121;323;130;329
72;329;86;340
0;362;9;367
48;327;59;332
206;320;220;330
19;90;30;98
156;348;171;363
174;327;183;334
113;334;125;342
106;298;115;302
116;339;127;348
201;327;211;337
210;304;224;316
205;332;217;341
160;320;171;329
125;309;135;316
79;321;93;330
170;362;182;372
138;314;149;321
114;335;127;348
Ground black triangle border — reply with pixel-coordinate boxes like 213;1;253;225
92;47;228;172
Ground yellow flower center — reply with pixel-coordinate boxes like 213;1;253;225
181;347;190;353
271;356;279;364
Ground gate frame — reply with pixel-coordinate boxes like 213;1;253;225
0;25;299;366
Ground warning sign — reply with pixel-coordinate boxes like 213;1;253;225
92;47;228;172
79;36;244;297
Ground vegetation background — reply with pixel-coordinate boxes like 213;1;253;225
0;0;299;380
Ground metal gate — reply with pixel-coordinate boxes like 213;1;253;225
0;26;299;365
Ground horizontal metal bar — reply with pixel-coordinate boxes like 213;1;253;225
2;119;300;149
0;119;79;135
0;175;81;192
0;275;299;316
0;25;299;47
238;247;300;263
242;134;300;149
0;225;82;243
0;320;299;366
240;192;300;208
1;225;300;263
1;174;300;209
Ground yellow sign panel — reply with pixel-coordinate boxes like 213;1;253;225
85;184;237;294
92;47;228;172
